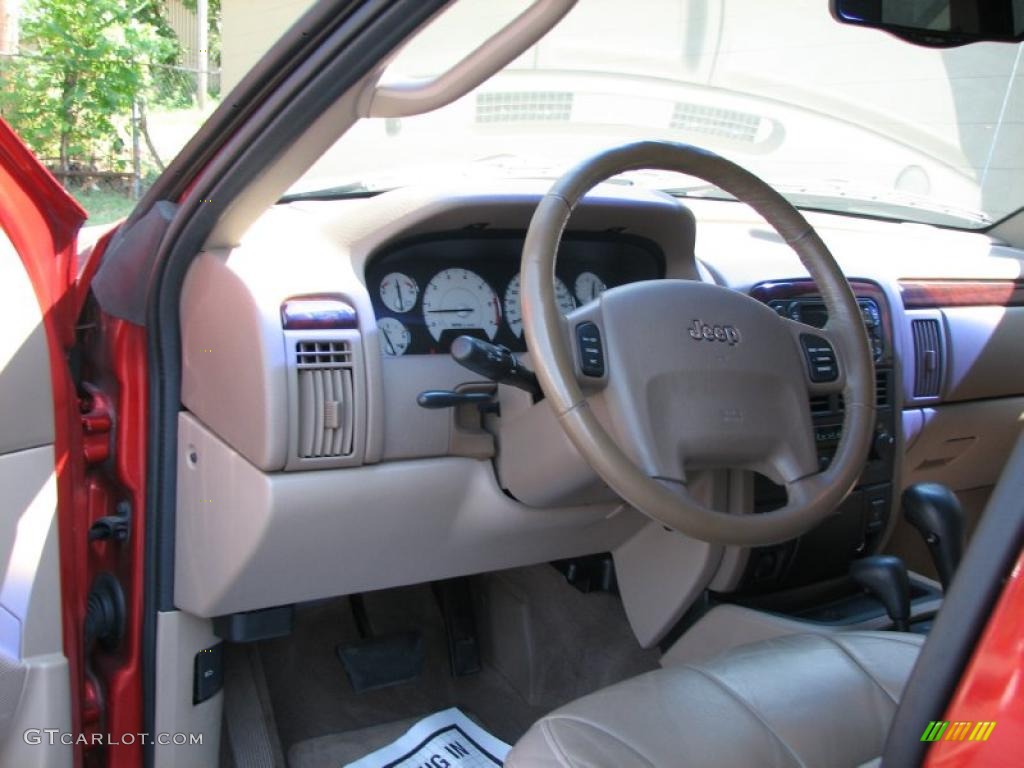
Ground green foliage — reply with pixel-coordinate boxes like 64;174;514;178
0;0;180;171
138;1;200;108
72;187;137;226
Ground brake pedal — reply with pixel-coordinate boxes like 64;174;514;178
336;594;424;693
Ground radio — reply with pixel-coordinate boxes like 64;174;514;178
768;297;885;362
738;285;896;595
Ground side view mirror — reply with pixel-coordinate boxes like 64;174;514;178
831;0;1024;46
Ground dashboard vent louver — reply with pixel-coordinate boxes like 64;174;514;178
475;91;573;123
809;371;888;414
296;340;355;458
911;319;943;398
809;394;831;414
875;370;889;407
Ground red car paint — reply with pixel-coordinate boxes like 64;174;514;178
925;549;1024;768
1;117;89;766
0;118;148;767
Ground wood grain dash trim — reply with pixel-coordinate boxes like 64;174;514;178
898;279;1024;309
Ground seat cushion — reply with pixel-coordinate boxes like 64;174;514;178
506;631;924;768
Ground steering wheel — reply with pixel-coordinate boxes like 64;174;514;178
520;141;875;546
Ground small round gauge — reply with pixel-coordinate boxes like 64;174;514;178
503;274;576;337
379;272;419;313
422;268;501;342
574;272;607;304
378;317;411;356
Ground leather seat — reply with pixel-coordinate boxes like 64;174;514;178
506;631;923;767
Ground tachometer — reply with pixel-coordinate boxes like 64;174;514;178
422;268;501;342
504;274;576;337
379;272;419;313
378;317;411;356
574;272;607;304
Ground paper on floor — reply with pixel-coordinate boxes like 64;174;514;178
342;707;512;768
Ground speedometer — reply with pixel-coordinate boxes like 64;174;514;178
504;274;576;337
422;268;501;342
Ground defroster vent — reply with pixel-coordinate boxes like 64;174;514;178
911;319;943;398
296;340;355;458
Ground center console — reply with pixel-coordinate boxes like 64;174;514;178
733;279;898;594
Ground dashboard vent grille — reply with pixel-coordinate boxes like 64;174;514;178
476;91;573;123
806;370;888;415
911;319;943;397
809;394;831;414
670;102;764;143
296;340;352;367
875;370;889;406
296;340;354;458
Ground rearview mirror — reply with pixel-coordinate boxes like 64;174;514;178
831;0;1024;46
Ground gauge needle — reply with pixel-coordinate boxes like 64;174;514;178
396;281;404;309
382;330;396;355
427;308;474;315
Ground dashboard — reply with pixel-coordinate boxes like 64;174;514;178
175;184;1024;624
365;230;664;355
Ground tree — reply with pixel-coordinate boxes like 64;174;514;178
0;0;178;173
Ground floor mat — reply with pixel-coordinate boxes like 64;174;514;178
290;708;511;768
260;585;549;752
287;718;419;768
261;565;660;762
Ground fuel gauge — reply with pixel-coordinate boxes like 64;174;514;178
379;272;419;313
574;272;607;304
378;317;411;356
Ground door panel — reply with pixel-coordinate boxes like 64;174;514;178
0;237;53;454
0;227;70;764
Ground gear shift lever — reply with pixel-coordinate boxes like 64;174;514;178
902;483;965;590
850;555;911;631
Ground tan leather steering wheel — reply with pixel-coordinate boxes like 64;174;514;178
521;141;875;546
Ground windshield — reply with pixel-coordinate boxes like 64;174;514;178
290;0;1024;230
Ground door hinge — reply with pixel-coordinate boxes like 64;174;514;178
79;384;113;464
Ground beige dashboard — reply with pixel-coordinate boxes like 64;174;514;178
175;183;1023;643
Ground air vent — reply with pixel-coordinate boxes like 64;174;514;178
475;91;573;123
296;340;352;367
875;370;890;407
911;319;943;397
296;340;355;458
670;103;765;143
810;395;831;414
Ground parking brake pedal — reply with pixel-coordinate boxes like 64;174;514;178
336;595;424;693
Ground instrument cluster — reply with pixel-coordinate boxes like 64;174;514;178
366;230;664;356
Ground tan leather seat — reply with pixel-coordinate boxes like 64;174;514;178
506;631;923;767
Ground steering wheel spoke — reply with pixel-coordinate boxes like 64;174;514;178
564;302;610;389
782;318;847;396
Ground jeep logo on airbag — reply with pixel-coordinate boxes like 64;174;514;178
688;319;740;345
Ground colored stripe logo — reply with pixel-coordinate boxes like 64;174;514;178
921;721;996;742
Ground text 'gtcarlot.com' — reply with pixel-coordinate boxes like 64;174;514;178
24;730;204;746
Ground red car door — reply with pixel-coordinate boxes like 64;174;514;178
0;117;149;767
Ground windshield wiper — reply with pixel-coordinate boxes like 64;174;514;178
277;182;382;204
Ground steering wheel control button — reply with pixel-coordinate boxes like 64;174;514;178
801;334;839;382
576;322;605;377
